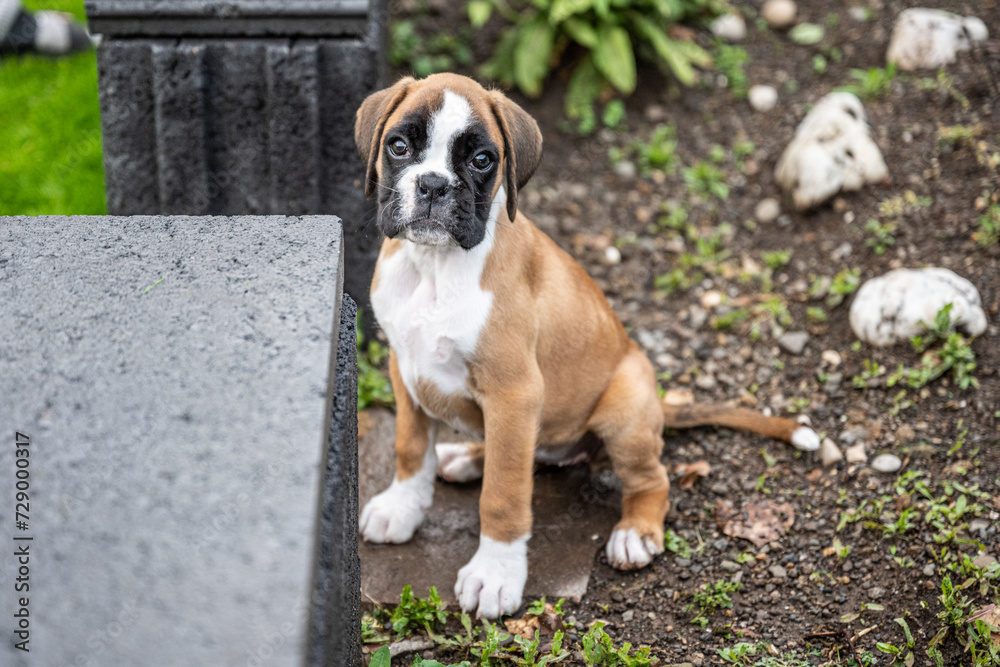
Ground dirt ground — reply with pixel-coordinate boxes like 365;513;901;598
370;1;1000;664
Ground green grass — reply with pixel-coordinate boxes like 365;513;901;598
0;0;105;214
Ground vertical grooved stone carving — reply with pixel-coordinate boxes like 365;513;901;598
203;42;270;214
152;43;210;213
97;41;158;214
266;42;321;214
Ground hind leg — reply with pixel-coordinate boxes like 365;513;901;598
588;345;670;570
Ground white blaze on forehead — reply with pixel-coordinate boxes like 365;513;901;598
398;90;474;216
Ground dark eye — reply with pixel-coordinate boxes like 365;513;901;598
388;139;409;157
470;153;493;171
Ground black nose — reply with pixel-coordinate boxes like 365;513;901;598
416;173;450;200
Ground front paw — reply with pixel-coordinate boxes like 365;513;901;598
606;527;664;570
359;479;433;544
455;535;529;618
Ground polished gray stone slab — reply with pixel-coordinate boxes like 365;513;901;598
0;215;351;666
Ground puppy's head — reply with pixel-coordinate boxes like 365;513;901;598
355;73;542;249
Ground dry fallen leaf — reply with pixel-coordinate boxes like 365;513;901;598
969;604;1000;646
504;616;539;639
675;460;712;489
503;602;564;639
715;499;795;547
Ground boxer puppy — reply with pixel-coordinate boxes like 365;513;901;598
355;73;819;619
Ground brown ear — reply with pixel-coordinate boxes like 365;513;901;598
355;77;416;198
489;91;543;221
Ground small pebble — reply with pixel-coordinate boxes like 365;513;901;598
778;331;809;355
720;560;741;572
769;564;788;579
973;553;998;569
755;197;781;223
603;246;622;266
710;13;747;41
749;85;779;112
762;0;797;29
821;438;844;466
848;6;869;22
845;442;867;463
871;453;902;473
621;610;634;622
922;563;936;576
613;160;637;180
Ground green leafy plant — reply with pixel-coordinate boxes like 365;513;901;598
390;20;473;77
358;316;395;409
974;204;1000;248
864;218;896;255
686;580;742;627
876;617;916;667
886;305;979;390
839;63;897;100
664;529;692;558
635;124;679;175
654;223;732;294
472;0;718;133
581;621;653;666
712;43;750;98
806;306;828;324
826;267;861;307
682;160;729;199
371;645;392;667
390;585;449;638
761;249;792;270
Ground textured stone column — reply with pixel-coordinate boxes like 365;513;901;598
85;0;386;330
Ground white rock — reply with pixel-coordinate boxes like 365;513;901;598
849;268;988;346
749;84;779;112
821;349;842;367
821;438;844;466
762;0;797;29
754;197;781;223
871;453;902;473
775;92;888;210
887;8;989;71
603;245;622;266
845;442;867;464
710;13;747;42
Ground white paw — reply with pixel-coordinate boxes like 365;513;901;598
606;528;663;570
435;443;483;482
359;477;433;543
455;535;528;618
791;426;820;452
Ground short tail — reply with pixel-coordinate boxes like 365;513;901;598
662;401;819;451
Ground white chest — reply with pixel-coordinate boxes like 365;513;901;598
371;235;495;406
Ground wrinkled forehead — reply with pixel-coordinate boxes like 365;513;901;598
382;84;504;152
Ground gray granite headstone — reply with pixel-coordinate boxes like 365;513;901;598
0;215;359;667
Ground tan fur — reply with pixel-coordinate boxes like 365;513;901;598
359;74;807;558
